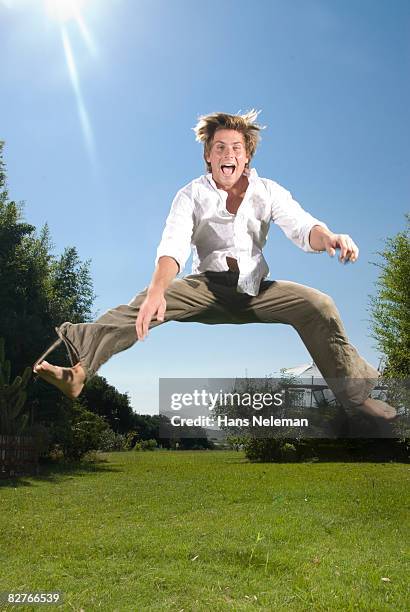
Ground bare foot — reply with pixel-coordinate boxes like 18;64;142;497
358;398;397;420
33;361;86;399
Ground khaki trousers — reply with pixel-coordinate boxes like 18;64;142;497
56;271;379;408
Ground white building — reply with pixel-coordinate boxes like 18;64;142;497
281;362;337;407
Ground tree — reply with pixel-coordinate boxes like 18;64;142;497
369;215;410;379
0;141;99;458
0;142;96;377
0;143;38;375
49;246;96;325
81;375;135;433
0;337;31;435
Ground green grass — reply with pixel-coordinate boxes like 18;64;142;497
1;451;409;611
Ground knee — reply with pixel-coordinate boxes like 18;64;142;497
307;291;339;320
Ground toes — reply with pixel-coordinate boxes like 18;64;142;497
36;369;53;382
385;409;397;420
34;361;48;372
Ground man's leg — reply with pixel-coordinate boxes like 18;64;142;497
239;279;395;417
34;274;230;398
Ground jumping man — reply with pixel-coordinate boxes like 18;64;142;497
34;110;397;419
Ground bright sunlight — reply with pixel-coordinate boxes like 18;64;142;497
43;0;89;23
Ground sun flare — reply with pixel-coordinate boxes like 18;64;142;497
44;0;89;23
42;0;97;162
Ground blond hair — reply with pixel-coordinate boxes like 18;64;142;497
193;109;265;172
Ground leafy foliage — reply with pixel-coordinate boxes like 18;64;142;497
244;438;298;462
53;400;109;460
49;246;95;325
369;215;410;379
134;439;158;451
0;143;96;378
0;141;98;458
81;375;135;433
97;428;127;452
0;337;31;434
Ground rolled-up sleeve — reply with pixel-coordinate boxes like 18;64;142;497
155;190;195;274
269;181;328;253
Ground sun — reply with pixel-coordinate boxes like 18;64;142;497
44;0;89;23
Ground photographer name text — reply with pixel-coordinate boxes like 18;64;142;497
170;415;309;428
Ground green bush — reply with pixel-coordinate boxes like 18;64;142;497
134;438;158;451
54;401;109;460
97;428;127;452
226;435;246;451
244;437;298;462
281;442;297;461
124;430;139;450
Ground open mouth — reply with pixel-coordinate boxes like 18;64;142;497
221;164;236;176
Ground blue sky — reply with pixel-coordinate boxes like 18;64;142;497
1;0;409;414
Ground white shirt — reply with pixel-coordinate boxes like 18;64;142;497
155;168;327;296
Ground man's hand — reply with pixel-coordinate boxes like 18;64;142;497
136;256;179;340
136;289;167;341
309;226;359;263
323;233;359;263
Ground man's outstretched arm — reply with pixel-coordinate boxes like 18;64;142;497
309;225;359;263
137;187;195;341
136;256;179;341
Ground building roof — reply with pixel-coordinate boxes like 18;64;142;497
282;362;324;379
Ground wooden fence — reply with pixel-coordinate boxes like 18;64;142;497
0;434;39;478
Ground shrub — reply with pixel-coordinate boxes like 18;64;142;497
226;435;246;451
134;438;158;451
244;438;298;462
281;442;297;461
56;401;109;460
124;430;139;450
97;428;127;452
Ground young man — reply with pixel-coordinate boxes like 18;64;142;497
34;111;396;419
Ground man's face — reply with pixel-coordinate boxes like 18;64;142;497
206;129;249;189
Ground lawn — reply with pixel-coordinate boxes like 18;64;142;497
0;451;409;611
